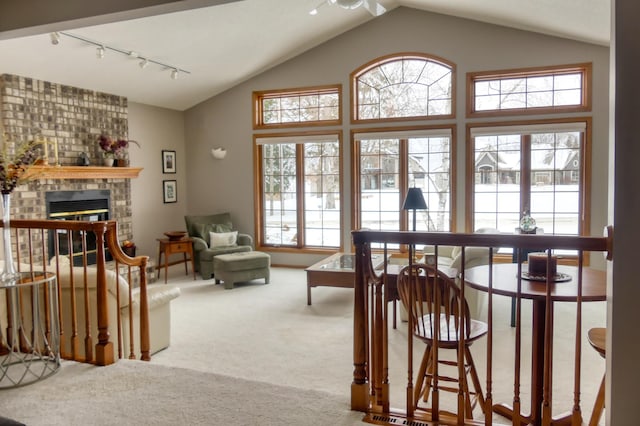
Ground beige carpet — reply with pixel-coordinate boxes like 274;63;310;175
0;360;363;425
0;266;606;425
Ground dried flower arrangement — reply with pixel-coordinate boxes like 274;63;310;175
0;137;41;194
98;134;140;158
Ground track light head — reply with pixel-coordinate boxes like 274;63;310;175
53;31;190;77
50;32;60;45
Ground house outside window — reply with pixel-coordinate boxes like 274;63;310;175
468;120;590;240
353;128;454;238
255;134;342;251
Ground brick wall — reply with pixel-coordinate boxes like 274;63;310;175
0;73;133;240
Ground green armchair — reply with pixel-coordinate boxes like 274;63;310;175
184;213;253;279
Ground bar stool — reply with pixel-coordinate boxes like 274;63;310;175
587;327;606;426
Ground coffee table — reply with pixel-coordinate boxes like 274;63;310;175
305;252;384;305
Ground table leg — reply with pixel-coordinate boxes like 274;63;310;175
392;300;397;329
164;251;169;284
307;284;312;305
190;249;196;280
183;252;188;275
156;244;162;281
492;299;546;425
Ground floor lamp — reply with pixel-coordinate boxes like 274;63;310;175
402;187;427;261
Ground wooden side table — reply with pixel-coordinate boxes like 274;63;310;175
156;237;196;283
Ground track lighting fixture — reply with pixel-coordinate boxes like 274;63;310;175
49;32;60;45
51;31;190;79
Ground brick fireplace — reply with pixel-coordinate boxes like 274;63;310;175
0;74;133;241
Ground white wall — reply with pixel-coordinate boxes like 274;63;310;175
608;0;640;422
128;102;188;259
183;7;610;267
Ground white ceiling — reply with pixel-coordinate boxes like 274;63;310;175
0;0;610;111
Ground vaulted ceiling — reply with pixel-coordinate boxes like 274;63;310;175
0;0;610;111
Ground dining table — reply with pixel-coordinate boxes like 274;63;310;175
463;263;606;426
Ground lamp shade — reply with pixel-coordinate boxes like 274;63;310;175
402;188;427;210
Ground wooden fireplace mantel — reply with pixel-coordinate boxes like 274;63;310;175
25;165;143;180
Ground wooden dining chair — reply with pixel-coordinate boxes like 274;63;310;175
588;327;606;426
397;263;487;420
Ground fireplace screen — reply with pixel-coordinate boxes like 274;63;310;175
46;190;112;265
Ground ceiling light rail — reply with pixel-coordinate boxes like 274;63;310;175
50;31;190;78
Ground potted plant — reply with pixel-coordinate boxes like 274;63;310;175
98;134;140;166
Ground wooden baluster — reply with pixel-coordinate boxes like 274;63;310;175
38;228;54;351
138;257;151;361
122;258;134;359
542;250;554;425
432;263;440;422
372;256;384;409
81;231;93;363
484;248;493;426
66;230;80;360
379;246;389;412
571;252;584;425
93;222;114;366
458;247;466;422
52;233;66;359
405;257;414;417
514;255;523;425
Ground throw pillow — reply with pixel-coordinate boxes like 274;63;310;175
192;223;233;246
209;231;238;248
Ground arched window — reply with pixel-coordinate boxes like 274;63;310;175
351;53;455;122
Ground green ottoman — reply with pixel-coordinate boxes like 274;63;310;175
213;251;271;289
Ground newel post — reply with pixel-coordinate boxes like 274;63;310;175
93;222;115;365
352;233;369;411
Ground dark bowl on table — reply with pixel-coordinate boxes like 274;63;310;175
164;231;187;241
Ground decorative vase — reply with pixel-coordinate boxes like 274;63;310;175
103;157;115;167
1;192;19;284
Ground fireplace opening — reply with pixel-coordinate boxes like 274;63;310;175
46;190;112;265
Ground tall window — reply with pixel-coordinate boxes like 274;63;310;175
351;53;455;122
353;128;454;235
253;85;341;129
469;120;589;237
255;134;342;250
467;63;591;117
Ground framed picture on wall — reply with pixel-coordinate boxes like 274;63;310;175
163;180;177;203
162;150;176;174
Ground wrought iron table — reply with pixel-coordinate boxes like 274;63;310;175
0;271;60;388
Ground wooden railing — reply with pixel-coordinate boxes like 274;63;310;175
351;229;613;426
1;219;150;365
